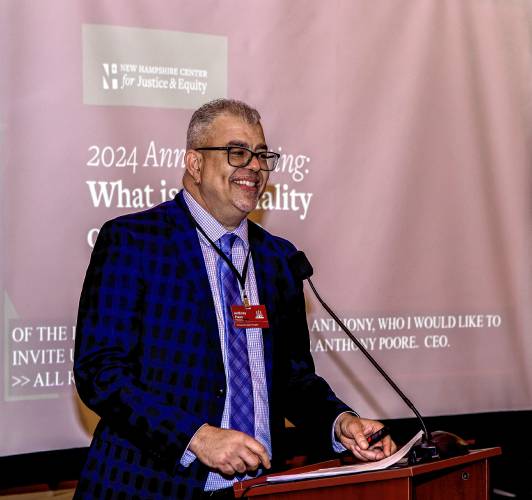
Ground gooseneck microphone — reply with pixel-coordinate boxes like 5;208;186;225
288;250;468;463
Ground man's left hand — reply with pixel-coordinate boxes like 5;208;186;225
334;414;397;461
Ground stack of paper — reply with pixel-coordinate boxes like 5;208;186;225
267;430;423;483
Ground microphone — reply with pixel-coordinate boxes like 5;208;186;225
288;250;469;463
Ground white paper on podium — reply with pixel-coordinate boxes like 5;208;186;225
266;430;423;483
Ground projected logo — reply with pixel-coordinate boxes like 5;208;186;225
102;63;119;90
83;24;227;109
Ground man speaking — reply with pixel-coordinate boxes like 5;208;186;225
74;99;395;499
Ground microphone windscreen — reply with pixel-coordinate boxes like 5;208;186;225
288;251;314;280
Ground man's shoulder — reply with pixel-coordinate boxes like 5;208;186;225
101;198;187;234
93;199;194;253
248;220;298;257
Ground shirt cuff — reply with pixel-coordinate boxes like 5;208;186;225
179;423;209;467
331;411;359;453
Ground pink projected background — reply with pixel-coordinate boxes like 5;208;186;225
1;0;531;456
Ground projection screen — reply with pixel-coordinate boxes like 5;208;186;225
1;0;531;456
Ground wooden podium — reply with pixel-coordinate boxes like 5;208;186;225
234;448;501;499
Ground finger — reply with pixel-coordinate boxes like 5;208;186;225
245;437;271;469
230;458;247;475
342;439;372;462
239;449;261;471
353;430;369;451
220;463;237;476
355;440;385;459
350;447;372;462
381;436;395;457
356;446;385;461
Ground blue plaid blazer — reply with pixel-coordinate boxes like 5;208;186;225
74;191;350;499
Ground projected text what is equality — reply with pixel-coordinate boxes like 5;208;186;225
84;140;315;247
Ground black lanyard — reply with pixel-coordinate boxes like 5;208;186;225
178;194;252;304
194;220;252;292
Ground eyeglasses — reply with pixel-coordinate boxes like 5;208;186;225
195;146;280;171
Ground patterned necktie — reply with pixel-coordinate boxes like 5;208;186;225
217;233;255;437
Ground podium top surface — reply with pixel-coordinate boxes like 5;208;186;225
234;447;502;498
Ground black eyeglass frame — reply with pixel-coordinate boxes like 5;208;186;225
195;146;280;171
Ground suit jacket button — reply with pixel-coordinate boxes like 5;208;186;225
216;388;226;398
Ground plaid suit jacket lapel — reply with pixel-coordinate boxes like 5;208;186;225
166;192;225;375
248;223;275;400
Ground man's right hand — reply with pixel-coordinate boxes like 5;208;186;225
188;424;271;476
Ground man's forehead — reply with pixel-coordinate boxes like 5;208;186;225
207;113;266;146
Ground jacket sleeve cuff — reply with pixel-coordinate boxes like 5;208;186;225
331;411;359;452
179;423;209;467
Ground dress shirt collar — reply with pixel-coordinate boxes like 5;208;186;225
182;188;249;249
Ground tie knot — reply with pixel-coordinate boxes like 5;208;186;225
219;233;237;257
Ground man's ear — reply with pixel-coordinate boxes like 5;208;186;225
184;150;202;184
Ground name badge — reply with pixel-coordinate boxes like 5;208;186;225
231;305;270;328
